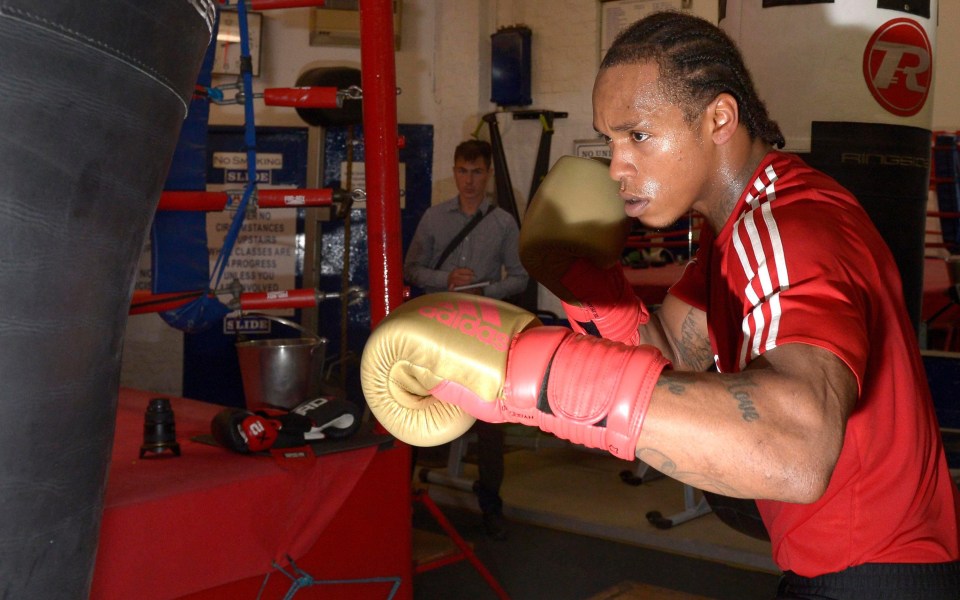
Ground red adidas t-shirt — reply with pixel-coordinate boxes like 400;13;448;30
670;151;960;576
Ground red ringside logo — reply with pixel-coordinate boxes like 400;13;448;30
862;18;932;118
418;299;510;352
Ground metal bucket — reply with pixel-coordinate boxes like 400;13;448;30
236;315;328;410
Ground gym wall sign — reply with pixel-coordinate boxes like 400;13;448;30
758;0;930;16
862;18;932;117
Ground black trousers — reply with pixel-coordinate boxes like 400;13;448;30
776;561;960;599
471;421;505;516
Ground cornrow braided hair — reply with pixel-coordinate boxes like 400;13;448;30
601;11;785;149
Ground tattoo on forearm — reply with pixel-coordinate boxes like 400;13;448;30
727;376;760;422
638;448;676;474
636;448;742;496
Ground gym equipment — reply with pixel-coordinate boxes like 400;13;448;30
157;187;354;211
288;396;363;441
159;0;263;333
157;9;372;335
702;492;770;542
210;397;361;454
293;66;364;127
203;80;362;114
930;132;960;255
360;292;668;458
519;156;630;305
0;1;215;595
413;489;511;599
520;156;645;343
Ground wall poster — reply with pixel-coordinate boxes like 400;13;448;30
599;0;689;61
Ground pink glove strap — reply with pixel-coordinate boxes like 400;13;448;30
434;326;669;461
511;332;669;461
560;261;647;345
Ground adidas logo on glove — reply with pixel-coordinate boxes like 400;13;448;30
418;298;510;352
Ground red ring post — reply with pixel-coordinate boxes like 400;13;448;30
360;0;403;326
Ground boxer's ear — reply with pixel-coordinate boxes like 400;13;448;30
706;92;739;146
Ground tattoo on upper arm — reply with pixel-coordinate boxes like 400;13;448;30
672;308;712;370
656;371;695;395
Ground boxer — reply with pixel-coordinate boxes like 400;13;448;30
363;12;960;598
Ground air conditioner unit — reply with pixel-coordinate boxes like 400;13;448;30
309;0;402;49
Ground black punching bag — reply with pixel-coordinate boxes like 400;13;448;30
0;1;215;597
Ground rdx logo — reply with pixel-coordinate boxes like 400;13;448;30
293;397;328;416
418;299;510;352
862;18;932;117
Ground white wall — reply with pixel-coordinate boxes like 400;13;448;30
932;2;960;132
122;0;960;394
205;0;956;224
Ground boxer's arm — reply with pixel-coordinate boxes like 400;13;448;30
640;294;714;372
640;341;857;503
360;292;855;503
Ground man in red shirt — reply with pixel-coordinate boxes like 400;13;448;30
361;11;959;597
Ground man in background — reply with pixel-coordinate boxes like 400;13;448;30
404;138;528;539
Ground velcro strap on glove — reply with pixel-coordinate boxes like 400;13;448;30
559;260;647;345
546;335;667;459
507;330;669;460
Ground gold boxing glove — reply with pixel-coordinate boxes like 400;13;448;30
520;155;647;344
360;293;541;447
519;155;630;304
